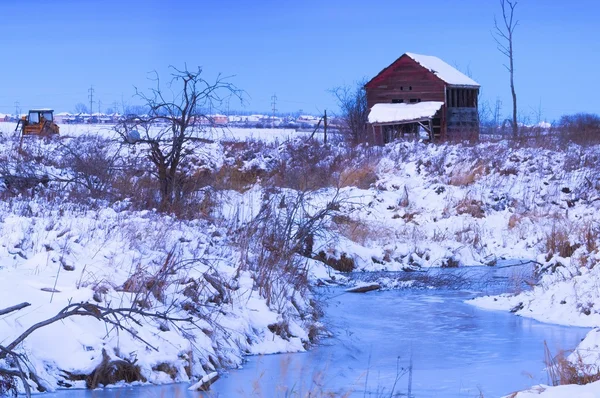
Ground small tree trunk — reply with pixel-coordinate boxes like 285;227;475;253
323;110;327;144
510;34;518;136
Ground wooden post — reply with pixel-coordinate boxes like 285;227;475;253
429;119;433;141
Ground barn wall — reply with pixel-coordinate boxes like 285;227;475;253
366;56;446;109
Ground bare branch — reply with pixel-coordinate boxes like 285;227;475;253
0;302;30;317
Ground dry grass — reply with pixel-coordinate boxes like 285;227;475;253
338;162;378;189
544;342;600;386
508;213;522;229
214;161;264;192
331;215;371;246
314;250;355;272
579;221;599;254
86;349;146;389
455;197;485;218
454;223;483;251
545;223;579;258
449;162;489;186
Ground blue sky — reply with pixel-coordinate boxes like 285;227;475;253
0;0;598;121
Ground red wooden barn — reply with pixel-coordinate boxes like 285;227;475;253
365;53;480;144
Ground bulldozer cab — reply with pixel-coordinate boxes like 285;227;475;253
16;109;60;137
28;109;54;124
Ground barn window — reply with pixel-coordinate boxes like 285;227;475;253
409;98;421;103
409;86;413;91
392;99;404;103
400;86;404;91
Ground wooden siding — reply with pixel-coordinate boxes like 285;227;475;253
366;56;446;109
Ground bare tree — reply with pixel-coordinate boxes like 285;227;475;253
330;79;369;144
116;66;242;208
493;0;519;136
74;103;89;114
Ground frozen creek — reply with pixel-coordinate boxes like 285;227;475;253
44;265;589;398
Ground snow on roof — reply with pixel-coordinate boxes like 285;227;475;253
405;53;480;87
368;102;444;124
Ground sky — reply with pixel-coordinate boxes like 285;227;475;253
0;0;598;122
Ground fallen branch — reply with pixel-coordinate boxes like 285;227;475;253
0;302;31;317
497;260;543;269
4;303;192;354
0;301;194;396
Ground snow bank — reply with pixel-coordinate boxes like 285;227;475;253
0;199;319;391
507;381;600;398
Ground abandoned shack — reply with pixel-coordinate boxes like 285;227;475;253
365;53;480;144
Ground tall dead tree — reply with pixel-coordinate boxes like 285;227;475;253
117;66;242;208
494;0;519;136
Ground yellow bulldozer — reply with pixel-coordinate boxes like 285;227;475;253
15;109;60;138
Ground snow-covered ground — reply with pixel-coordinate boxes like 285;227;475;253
0;122;316;143
2;120;600;396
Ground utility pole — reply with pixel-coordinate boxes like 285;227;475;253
271;94;277;127
14;101;20;117
121;93;126;115
88;85;95;115
98;100;102;115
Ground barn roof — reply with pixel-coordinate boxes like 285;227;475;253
405;53;479;87
368;102;444;124
366;53;480;88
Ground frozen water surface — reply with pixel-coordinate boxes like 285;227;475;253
45;266;590;397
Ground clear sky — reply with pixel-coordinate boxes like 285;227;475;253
0;0;598;121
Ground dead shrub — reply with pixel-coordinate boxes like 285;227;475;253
544;342;600;386
557;113;600;146
315;251;355;272
236;188;342;317
331;215;371;245
449;162;488;186
86;349;146;389
152;363;179;380
119;249;180;307
57;135;120;199
454;224;483;250
579;221;599;254
270;140;343;191
338;162;377;189
508;213;522;229
268;321;293;340
214;162;264;192
456;198;485;218
0;374;17;397
545;223;579;258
